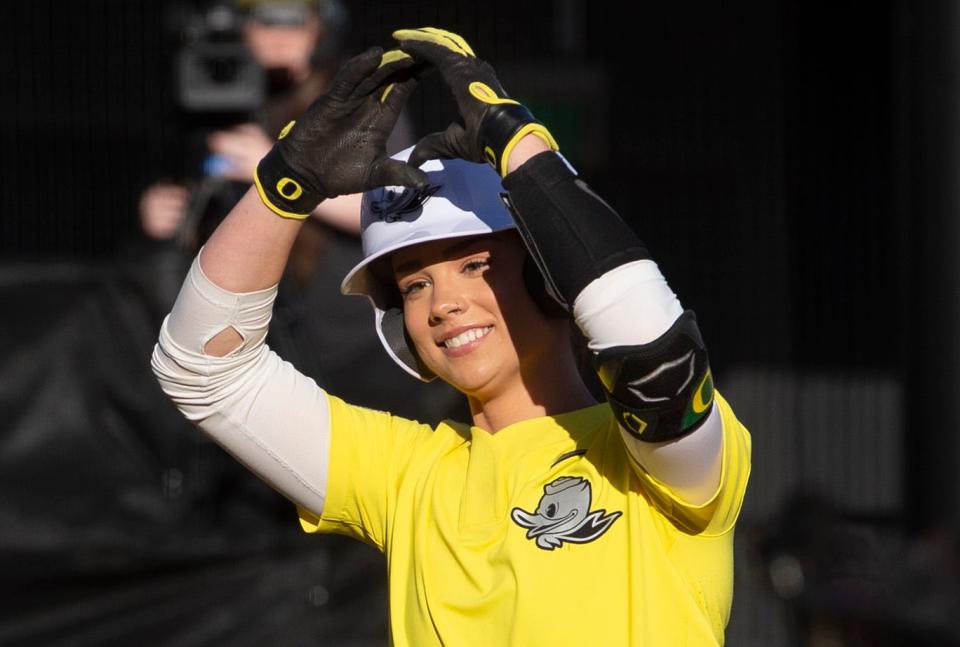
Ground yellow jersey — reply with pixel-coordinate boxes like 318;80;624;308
299;391;751;646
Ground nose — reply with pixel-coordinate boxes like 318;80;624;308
428;277;468;324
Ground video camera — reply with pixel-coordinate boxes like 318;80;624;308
176;3;263;114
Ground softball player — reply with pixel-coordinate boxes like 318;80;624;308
152;28;751;645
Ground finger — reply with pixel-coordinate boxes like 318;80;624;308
391;38;460;71
226;129;267;148
209;135;246;157
377;70;419;115
326;46;386;100
157;194;188;210
154;185;189;201
353;50;417;99
370;74;420;141
155;207;185;224
390;38;470;94
379;48;416;68
207;129;252;155
368;157;430;190
392;27;476;58
408;127;461;169
418;27;476;56
206;131;226;151
233;123;263;135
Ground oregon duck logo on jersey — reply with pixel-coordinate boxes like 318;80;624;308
511;476;621;550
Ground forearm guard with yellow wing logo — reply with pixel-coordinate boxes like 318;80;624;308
594;310;715;442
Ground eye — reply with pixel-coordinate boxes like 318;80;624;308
462;256;490;275
399;278;429;297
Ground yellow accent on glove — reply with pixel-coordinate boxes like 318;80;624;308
379;49;412;66
468;82;520;106
498;123;560;177
275;177;303;200
392;27;476;57
278;120;295;140
253;168;311;220
377;51;412;105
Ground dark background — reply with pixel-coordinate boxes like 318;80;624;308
2;1;959;645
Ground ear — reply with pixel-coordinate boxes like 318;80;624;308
522;255;569;318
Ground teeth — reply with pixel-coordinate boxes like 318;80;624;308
444;327;491;348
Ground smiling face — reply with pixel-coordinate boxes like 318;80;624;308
391;231;567;402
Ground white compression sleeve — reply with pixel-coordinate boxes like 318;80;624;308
572;259;723;505
151;250;331;517
573;259;684;350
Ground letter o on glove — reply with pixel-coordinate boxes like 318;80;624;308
277;178;304;200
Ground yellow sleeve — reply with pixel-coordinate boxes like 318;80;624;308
633;391;751;536
296;393;435;550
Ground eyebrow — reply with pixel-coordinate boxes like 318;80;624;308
392;238;487;277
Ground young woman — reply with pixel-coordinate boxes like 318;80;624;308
152;28;751;646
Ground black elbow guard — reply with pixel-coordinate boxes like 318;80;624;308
594;310;715;442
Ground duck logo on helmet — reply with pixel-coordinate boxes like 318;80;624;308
370;183;442;223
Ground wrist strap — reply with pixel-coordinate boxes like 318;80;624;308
254;147;324;220
479;103;559;177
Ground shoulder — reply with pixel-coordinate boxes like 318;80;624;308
324;393;469;457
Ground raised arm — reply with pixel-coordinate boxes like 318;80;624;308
501;144;722;505
151;46;427;517
393;28;722;505
201;47;426;297
176;45;427;359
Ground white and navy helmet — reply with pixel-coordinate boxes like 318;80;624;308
340;146;516;381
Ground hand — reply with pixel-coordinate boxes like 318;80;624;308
139;182;190;240
207;124;273;182
255;46;428;220
392;27;558;176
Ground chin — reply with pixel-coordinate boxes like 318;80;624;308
441;363;518;403
435;368;491;396
419;336;521;400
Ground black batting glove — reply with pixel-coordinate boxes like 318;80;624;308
255;47;429;220
392;27;559;177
